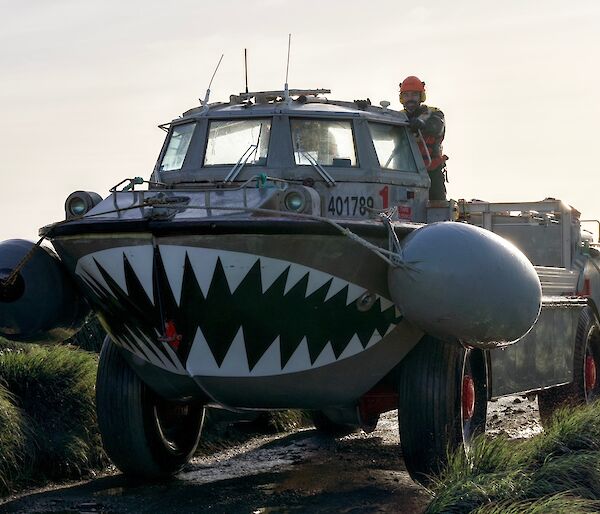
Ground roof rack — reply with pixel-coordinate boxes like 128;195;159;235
230;88;331;104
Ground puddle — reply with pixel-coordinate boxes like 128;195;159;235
183;430;323;485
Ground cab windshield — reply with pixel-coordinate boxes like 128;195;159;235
160;123;196;171
291;119;357;167
369;123;417;172
204;119;271;166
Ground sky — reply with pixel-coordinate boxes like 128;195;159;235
1;0;599;241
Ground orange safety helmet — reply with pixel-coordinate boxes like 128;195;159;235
399;76;426;103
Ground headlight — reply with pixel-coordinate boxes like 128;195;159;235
278;186;321;215
65;191;103;220
284;191;306;212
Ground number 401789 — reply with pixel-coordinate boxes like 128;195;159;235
327;196;374;216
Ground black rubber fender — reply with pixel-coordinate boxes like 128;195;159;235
0;239;89;343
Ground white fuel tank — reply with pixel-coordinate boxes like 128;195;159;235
388;222;542;348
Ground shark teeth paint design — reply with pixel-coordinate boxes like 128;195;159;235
250;337;282;377
159;245;187;306
76;244;402;378
338;334;364;360
186;328;220;376
282;338;312;374
379;297;394;312
76;246;155;304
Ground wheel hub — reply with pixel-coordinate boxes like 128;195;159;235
462;375;475;421
585;354;597;393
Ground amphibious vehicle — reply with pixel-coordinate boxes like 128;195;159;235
1;87;598;482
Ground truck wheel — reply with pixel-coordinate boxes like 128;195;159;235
96;337;205;478
538;306;600;425
398;336;487;483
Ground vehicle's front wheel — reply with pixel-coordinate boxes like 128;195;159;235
397;336;487;483
538;306;600;426
96;337;205;478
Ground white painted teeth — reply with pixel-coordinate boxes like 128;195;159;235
76;245;401;378
346;283;366;305
219;253;254;293
338;334;363;360
325;277;348;301
159;245;187;306
187;251;219;296
380;297;394;312
186;328;390;378
259;257;289;293
305;271;333;298
282;337;311;374
283;265;308;295
251;337;282;376
312;342;336;368
123;247;155;303
217;327;249;375
77;245;395;308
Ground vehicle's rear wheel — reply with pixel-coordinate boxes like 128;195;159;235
397;335;487;483
538;306;600;426
96;337;205;478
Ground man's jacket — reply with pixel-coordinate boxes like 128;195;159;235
403;105;448;172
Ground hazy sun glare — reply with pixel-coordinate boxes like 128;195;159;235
1;0;599;239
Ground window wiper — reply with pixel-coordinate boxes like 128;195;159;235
224;123;263;183
224;144;257;183
299;151;336;187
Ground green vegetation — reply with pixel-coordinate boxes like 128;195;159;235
0;332;307;495
0;340;105;494
426;402;600;513
0;383;26;494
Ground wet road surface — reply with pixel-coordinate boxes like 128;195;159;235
1;398;540;514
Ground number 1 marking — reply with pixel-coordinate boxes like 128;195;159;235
378;186;389;209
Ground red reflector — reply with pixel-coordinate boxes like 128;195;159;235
161;320;182;350
578;278;592;297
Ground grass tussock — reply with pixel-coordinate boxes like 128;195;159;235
426;401;600;513
0;344;105;492
0;384;27;494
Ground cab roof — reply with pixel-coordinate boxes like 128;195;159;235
175;89;408;126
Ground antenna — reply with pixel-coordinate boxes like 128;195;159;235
284;34;291;103
200;54;224;109
244;48;249;94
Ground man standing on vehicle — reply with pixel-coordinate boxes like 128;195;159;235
399;76;448;201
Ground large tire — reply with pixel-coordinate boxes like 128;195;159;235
398;336;487;483
538;306;600;426
96;337;205;478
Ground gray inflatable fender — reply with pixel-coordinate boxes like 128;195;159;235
387;222;542;348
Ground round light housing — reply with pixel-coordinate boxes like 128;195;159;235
64;191;103;220
68;197;87;216
284;191;305;212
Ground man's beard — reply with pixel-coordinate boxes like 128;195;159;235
403;100;418;112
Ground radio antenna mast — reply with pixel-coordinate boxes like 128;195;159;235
200;54;224;110
244;48;249;94
284;34;291;103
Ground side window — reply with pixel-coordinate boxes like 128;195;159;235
290;119;357;167
160;123;196;172
204;119;271;166
368;123;417;172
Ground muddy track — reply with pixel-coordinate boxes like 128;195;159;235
1;397;540;514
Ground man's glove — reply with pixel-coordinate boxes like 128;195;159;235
409;117;426;131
